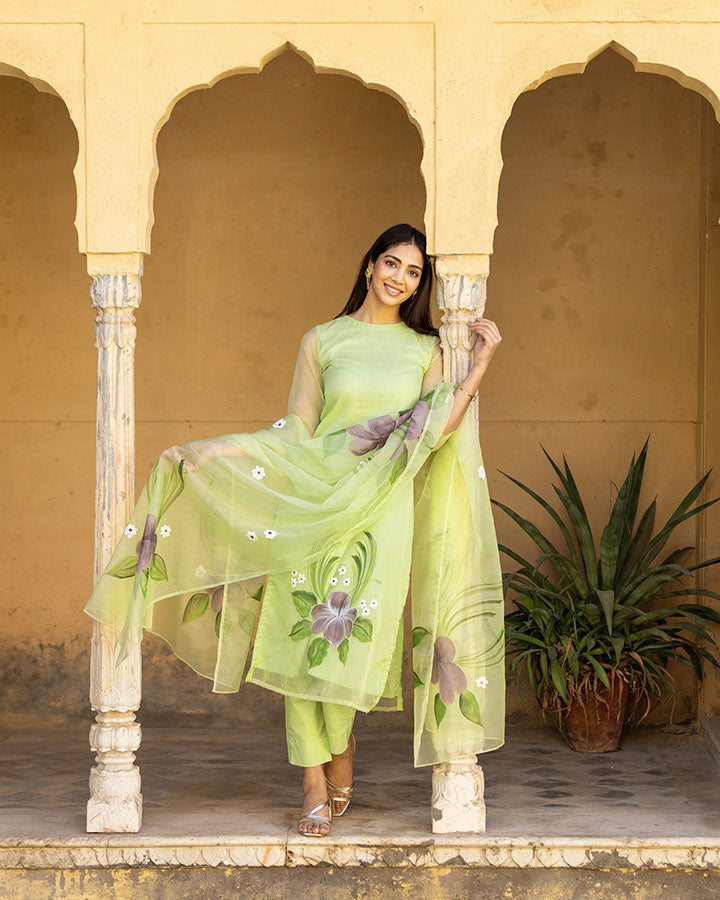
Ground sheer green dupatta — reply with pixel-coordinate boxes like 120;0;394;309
411;410;506;766
82;377;460;695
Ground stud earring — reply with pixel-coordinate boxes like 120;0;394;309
365;268;371;290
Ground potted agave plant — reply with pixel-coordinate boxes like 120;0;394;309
493;436;720;752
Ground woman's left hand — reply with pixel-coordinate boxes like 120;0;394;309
469;317;502;368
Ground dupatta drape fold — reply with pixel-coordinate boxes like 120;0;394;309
84;377;505;766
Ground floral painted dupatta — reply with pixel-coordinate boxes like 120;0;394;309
84;354;505;767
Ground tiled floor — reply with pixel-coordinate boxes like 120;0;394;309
1;723;719;844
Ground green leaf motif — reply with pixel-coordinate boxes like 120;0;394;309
323;432;346;453
214;611;222;638
238;608;256;635
182;593;209;624
249;583;264;602
459;690;483;726
307;637;329;669
289;619;312;641
413;670;424;688
434;693;447;727
389;444;408;485
352;617;373;643
338;638;349;665
107;555;139;579
292;590;317;618
149;553;168;582
412;626;430;648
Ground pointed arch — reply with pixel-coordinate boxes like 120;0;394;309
139;26;436;250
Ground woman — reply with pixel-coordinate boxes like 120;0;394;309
84;223;505;838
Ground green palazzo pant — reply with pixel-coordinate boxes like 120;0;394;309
285;697;356;767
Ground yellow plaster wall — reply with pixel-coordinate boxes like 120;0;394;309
487;49;713;722
4;44;719;727
5;3;720;252
0;75;93;721
2;2;720;725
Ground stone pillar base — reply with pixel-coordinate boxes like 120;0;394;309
431;757;486;833
87;776;142;833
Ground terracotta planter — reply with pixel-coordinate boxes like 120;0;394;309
562;676;630;752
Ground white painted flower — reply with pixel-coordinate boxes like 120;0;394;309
272;418;286;429
124;523;138;538
251;466;266;481
291;570;298;577
159;524;172;538
338;566;347;575
477;466;486;480
194;565;207;578
297;573;306;584
370;598;378;609
291;578;297;588
362;608;371;616
264;529;277;540
342;578;351;586
475;676;489;689
247;531;258;541
329;576;339;586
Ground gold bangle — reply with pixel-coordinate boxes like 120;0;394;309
457;385;476;400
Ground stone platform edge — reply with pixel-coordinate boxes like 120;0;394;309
1;837;720;870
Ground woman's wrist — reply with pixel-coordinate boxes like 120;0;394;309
470;358;489;375
459;360;488;393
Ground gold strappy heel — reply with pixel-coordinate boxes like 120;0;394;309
297;798;332;837
325;733;356;817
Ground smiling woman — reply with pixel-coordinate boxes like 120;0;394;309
83;222;505;838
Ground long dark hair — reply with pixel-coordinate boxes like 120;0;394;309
334;224;437;337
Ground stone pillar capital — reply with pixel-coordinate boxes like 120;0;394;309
433;254;490;281
86;252;144;278
89;270;142;353
433;255;491;432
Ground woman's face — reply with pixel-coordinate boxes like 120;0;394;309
367;242;424;310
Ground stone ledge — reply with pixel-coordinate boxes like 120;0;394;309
1;837;719;870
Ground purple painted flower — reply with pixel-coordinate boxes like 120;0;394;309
347;398;431;459
346;415;399;456
310;591;358;649
210;585;225;613
135;513;157;573
431;635;468;706
390;400;429;460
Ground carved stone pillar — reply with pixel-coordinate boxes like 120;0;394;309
86;253;143;833
434;254;490;433
431;253;490;834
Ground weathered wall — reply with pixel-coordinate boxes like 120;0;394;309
3;45;718;728
488;49;714;723
0;75;92;724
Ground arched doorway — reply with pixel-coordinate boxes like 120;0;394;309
488;47;720;725
138;48;427;727
0;75;86;726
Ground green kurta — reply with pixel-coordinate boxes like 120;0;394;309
84;314;506;766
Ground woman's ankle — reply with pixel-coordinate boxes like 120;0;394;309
302;764;328;794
